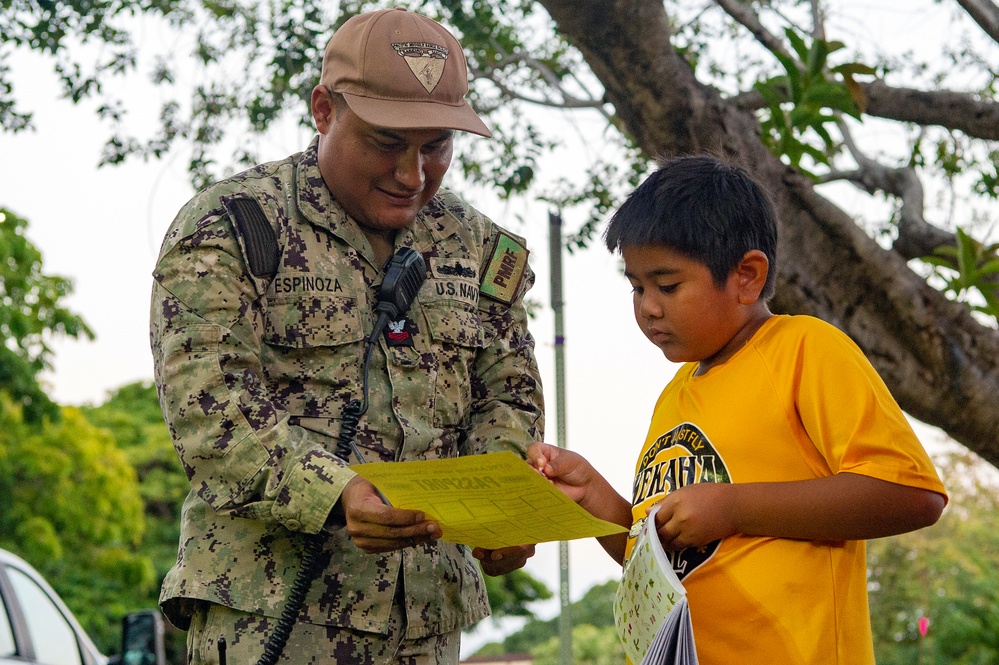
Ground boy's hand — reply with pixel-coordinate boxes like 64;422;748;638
528;441;634;565
651;483;738;550
526;442;593;505
340;476;441;553
472;544;537;576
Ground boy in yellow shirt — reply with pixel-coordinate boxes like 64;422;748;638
529;156;947;664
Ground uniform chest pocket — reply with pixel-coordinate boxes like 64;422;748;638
421;302;486;428
261;294;365;417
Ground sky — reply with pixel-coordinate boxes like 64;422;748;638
0;0;988;656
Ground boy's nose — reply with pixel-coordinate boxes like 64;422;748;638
639;295;663;319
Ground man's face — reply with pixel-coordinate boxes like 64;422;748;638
313;88;454;233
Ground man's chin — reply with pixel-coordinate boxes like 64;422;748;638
371;208;423;230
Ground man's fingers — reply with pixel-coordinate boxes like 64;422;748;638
474;543;537;575
474;543;535;561
348;515;439;539
349;520;441;553
343;479;443;553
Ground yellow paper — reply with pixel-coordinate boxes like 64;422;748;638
351;451;627;549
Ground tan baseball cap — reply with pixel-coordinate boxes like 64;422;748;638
321;8;491;137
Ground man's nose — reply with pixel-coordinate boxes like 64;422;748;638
395;150;425;190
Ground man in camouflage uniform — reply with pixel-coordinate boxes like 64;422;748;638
150;8;544;664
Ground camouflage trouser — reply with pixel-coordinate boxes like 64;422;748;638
186;599;461;665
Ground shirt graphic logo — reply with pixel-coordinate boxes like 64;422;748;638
392;42;448;93
633;422;731;581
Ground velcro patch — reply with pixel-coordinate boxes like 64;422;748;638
479;231;529;305
430;257;478;281
384;317;418;347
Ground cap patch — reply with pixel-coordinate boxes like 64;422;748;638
480;231;529;305
392;42;448;93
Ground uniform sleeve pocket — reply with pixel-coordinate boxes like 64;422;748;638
159;323;269;510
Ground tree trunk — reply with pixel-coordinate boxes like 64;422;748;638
538;0;999;467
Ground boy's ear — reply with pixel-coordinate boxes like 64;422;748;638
734;250;769;304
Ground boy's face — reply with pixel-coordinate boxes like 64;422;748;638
622;244;761;371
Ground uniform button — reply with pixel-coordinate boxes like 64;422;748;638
287;519;302;530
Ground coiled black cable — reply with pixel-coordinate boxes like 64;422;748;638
254;341;376;665
254;532;325;665
255;248;425;664
335;338;376;465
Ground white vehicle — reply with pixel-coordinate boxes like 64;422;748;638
0;547;164;665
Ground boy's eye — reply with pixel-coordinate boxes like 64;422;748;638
630;284;644;295
659;283;679;294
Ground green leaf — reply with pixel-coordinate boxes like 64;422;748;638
784;27;810;62
831;62;877;77
805;40;828;79
956;228;977;277
976;258;999;277
921;256;957;270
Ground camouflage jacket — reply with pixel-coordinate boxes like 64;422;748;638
151;137;544;638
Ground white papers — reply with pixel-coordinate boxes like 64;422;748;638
614;505;698;665
640;595;696;665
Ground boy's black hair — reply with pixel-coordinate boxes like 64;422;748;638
603;155;779;300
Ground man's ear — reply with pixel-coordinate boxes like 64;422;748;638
734;249;769;304
311;85;335;133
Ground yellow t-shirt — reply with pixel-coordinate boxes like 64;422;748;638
627;315;946;665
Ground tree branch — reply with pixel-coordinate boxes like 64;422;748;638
714;0;794;61
712;0;999;140
828;118;954;260
471;41;612;119
729;81;999;141
863;80;999;141
956;0;999;43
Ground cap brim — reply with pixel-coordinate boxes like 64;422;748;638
342;93;492;138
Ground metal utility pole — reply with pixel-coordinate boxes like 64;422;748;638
548;210;572;665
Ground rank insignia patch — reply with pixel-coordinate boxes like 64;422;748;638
384;317;417;347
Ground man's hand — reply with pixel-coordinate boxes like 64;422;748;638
472;544;536;576
340;475;441;553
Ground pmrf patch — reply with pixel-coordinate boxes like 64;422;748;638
479;230;529;305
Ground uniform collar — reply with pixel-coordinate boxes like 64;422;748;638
296;136;463;263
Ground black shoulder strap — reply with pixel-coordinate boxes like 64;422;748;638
225;196;279;278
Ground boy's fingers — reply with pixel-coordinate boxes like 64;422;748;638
656;516;681;548
526;442;555;472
